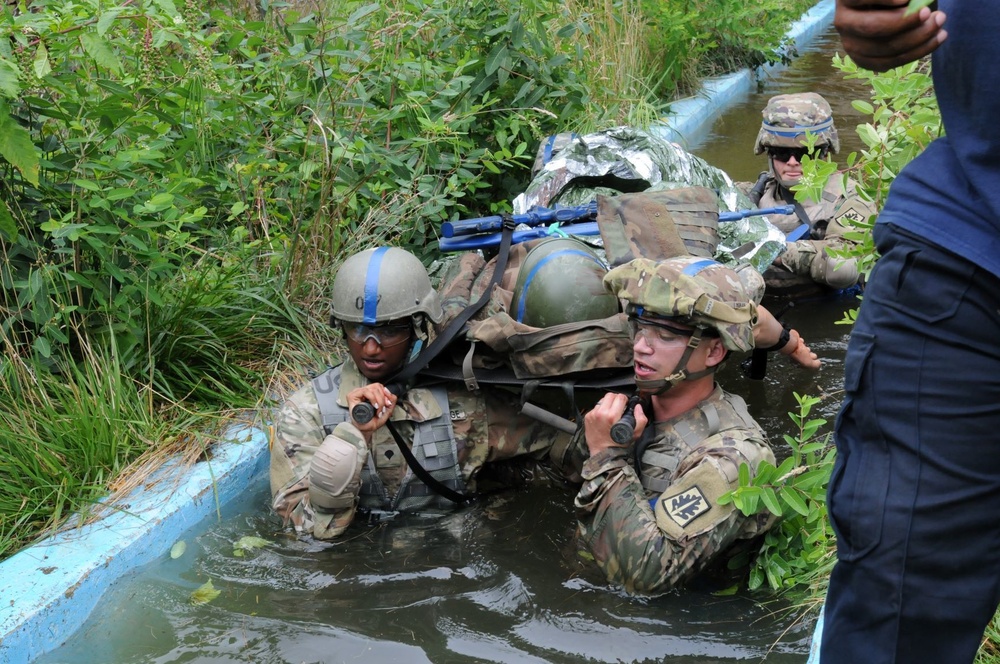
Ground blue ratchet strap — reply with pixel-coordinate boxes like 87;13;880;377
786;223;811;243
546;222;569;238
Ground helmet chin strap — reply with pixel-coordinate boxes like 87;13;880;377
634;329;719;396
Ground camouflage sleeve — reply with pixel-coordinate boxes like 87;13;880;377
575;445;754;594
452;386;576;491
269;384;365;539
826;190;876;242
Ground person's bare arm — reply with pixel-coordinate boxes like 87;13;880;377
835;0;947;71
756;305;821;370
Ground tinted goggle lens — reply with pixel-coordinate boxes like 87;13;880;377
342;322;411;347
768;146;828;162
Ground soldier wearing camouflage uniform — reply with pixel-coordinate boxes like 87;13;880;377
746;92;875;294
270;246;571;539
573;256;775;594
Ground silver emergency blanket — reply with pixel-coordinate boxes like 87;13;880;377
513;126;786;272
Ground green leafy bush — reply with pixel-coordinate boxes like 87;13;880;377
639;0;818;97
0;0;600;372
721;392;836;592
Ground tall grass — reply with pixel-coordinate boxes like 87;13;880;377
563;0;820;103
560;0;667;130
0;347;167;557
0;249;314;558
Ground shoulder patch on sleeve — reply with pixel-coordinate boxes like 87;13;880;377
654;457;737;539
663;485;710;527
834;198;872;226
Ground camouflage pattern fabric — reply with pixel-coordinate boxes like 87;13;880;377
513;127;787;273
432;251;487;329
753;174;875;292
270;360;574;539
602;256;758;352
754;92;840;154
430;238;633;379
596;188;719;267
574;386;775;594
466;311;633;379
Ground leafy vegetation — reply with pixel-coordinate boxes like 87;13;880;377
0;0;830;560
796;53;940;303
721;392;836;596
564;0;817;102
723;57;940;602
735;50;1000;661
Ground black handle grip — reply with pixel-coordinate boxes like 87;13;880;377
350;382;404;425
609;394;643;445
351;401;377;425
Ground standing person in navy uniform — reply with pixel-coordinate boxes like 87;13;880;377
820;3;1000;663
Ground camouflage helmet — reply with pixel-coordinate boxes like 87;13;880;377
511;237;620;328
603;256;757;352
754;92;840;155
331;247;443;326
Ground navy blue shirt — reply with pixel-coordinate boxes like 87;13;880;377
879;2;1000;279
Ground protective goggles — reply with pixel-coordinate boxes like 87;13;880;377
627;315;696;347
767;146;828;163
341;322;411;348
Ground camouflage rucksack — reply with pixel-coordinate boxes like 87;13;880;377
596;187;720;265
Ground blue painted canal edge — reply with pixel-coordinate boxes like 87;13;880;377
0;425;270;663
0;2;836;662
654;0;836;147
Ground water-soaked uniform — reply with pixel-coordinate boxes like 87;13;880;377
751;174;873;294
270;360;571;539
575;385;774;594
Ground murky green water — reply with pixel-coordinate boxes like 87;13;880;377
36;26;871;664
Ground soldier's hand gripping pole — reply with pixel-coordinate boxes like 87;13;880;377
610;393;644;445
351;382;404;425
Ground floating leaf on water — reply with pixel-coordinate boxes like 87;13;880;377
233;535;271;557
190;579;221;606
169;540;186;559
712;584;739;597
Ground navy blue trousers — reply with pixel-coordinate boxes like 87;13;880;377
821;223;1000;663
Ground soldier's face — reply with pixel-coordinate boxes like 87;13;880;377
770;151;803;186
630;316;728;386
769;145;829;187
632;320;707;382
344;322;413;382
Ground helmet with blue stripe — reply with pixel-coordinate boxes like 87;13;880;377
754;92;840;155
510;237;619;328
330;247;443;327
603;256;757;353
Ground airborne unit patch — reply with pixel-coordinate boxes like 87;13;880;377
664;485;711;527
